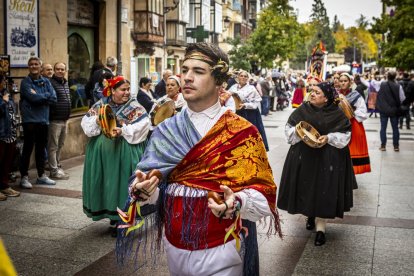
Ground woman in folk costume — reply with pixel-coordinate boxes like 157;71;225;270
116;42;281;276
333;72;341;91
81;76;150;236
291;78;306;108
228;70;269;151
339;73;371;174
159;75;187;112
219;83;236;112
277;82;357;246
303;75;321;102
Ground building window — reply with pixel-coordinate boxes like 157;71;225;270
68;33;90;110
234;23;241;37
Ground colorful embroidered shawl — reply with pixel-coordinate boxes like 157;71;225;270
117;109;281;267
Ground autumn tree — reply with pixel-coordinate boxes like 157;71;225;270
227;36;253;71
309;0;335;52
371;0;414;69
248;0;302;68
332;15;341;33
356;14;369;29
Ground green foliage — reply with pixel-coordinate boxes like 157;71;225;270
332;15;341;33
248;0;302;68
356;14;369;29
371;0;414;69
227;36;253;71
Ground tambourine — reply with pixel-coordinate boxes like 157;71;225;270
232;93;243;110
337;94;355;119
150;98;175;126
295;121;324;148
99;104;117;139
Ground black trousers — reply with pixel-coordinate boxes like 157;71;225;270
20;123;48;177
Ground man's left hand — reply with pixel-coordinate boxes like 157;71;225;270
208;185;235;219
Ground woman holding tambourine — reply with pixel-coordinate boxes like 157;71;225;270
228;70;269;151
81;76;150;236
277;82;357;246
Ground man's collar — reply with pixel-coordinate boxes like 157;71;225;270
187;101;221;119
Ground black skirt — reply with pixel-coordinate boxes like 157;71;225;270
277;142;357;219
236;108;269;151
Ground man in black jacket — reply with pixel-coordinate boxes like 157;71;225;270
399;72;412;129
48;62;71;179
154;69;172;99
84;57;117;106
376;71;406;151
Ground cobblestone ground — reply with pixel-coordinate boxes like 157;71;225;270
1;107;413;275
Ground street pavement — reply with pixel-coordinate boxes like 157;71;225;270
1;107;413;276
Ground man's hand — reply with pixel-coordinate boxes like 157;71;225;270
131;170;160;201
208;185;236;219
318;135;328;146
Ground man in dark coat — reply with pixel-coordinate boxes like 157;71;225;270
376;71;406;151
154;69;172;99
399;72;413;129
48;62;71;180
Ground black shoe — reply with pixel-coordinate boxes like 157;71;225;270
306;217;315;230
314;231;326;246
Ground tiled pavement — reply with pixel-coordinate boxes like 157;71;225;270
1;108;413;275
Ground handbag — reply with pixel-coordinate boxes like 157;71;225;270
387;82;408;116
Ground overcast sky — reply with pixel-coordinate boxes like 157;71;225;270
289;0;383;28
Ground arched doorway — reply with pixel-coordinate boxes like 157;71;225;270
67;33;91;109
67;0;98;110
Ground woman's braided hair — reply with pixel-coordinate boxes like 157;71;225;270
184;43;230;85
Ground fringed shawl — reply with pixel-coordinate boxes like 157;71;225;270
116;109;281;269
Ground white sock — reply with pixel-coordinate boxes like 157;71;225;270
315;217;326;233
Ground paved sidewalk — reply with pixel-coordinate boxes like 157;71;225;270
0;108;413;275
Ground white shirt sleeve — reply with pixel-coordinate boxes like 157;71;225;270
353;96;368;122
81;115;101;137
121;117;151;144
285;123;301;145
360;77;370;88
235;189;272;222
327;131;351;149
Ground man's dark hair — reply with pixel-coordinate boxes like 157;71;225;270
403;72;409;79
387;71;397;81
139;77;151;88
184;42;230;85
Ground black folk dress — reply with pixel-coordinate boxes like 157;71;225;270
277;102;357;219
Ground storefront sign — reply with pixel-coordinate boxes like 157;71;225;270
5;0;39;67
